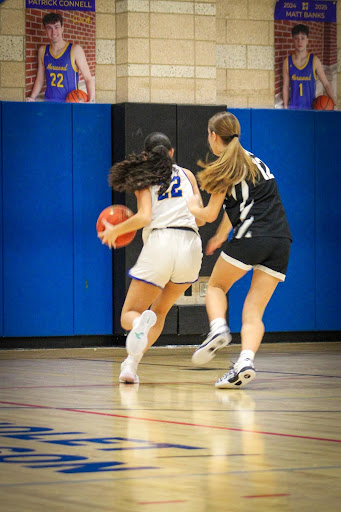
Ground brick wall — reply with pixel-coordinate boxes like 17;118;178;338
274;19;336;96
25;8;96;96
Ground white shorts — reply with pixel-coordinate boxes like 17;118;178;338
128;228;203;289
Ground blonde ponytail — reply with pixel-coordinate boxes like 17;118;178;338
198;112;259;195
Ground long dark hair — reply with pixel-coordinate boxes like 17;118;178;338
108;132;174;195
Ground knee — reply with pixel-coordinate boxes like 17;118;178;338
207;281;227;294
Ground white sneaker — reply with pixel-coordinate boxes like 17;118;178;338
119;356;139;384
126;310;157;357
215;358;256;389
192;325;232;366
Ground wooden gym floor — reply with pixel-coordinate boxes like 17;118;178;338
0;342;340;512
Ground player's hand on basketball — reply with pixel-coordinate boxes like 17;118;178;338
98;219;117;249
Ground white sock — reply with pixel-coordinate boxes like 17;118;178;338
238;349;255;362
210;318;227;331
127;353;142;364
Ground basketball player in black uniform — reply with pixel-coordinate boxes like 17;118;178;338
188;111;292;389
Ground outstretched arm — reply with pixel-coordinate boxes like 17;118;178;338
73;44;95;102
181;168;205;226
187;192;226;223
98;189;152;249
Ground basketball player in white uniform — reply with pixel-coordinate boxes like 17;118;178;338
98;133;204;384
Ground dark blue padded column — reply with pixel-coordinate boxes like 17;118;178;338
72;104;112;335
2;102;73;337
315;111;341;330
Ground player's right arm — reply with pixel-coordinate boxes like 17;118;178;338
282;57;290;109
205;212;232;256
98;189;152;249
26;46;45;102
314;56;337;106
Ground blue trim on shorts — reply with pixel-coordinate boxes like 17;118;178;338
127;271;163;289
171;276;199;285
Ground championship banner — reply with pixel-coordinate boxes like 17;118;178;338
25;0;96;102
274;0;337;109
275;0;336;23
26;0;95;11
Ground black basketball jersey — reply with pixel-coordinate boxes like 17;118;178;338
223;151;292;241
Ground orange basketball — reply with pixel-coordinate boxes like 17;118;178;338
66;89;89;103
96;205;136;249
313;95;334;111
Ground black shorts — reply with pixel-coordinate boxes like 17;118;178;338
220;237;291;281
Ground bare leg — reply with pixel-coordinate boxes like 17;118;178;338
120;279;161;331
241;269;280;354
146;281;191;351
119;279;161;384
206;256;248;322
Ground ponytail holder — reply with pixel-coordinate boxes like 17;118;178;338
231;134;239;139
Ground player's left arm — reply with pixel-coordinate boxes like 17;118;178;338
314;56;337;106
98;189;152;249
73;44;95;103
182;168;205;226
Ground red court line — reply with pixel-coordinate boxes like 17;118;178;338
243;494;290;499
0;400;340;443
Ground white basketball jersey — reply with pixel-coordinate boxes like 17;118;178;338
143;165;198;240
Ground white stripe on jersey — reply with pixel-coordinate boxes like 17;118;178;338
236;216;254;239
246;151;274;180
240;198;254;221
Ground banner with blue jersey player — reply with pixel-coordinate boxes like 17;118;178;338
25;0;96;103
274;0;337;109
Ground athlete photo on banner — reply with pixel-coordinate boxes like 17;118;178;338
25;0;95;103
274;0;337;109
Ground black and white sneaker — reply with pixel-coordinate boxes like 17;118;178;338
192;326;232;366
215;358;256;389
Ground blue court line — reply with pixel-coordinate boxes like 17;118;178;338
1;464;340;488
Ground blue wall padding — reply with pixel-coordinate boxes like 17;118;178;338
0;103;340;338
228;109;317;332
0;103;3;336
2;102;74;336
72;104;112;334
315;112;341;330
254;109;316;332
